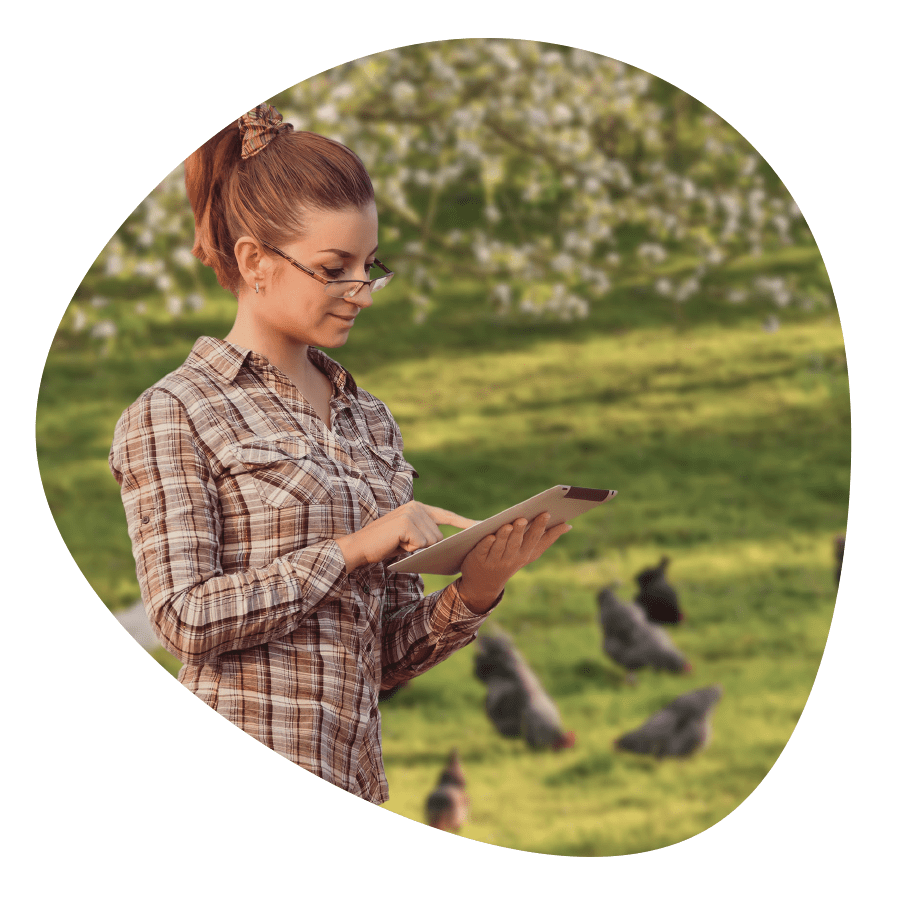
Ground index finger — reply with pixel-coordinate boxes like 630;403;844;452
421;504;481;530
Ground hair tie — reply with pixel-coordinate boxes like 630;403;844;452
238;103;294;160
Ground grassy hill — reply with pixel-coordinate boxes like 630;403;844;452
36;244;848;855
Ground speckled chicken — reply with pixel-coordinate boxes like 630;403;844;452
597;585;691;680
635;556;684;624
425;748;469;832
474;630;575;751
614;685;723;758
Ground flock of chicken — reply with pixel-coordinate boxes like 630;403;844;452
413;556;723;833
107;479;844;837
420;534;848;833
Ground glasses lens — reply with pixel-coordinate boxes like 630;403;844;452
325;282;356;299
371;273;393;293
324;274;393;298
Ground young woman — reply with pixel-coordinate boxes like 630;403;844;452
109;103;570;804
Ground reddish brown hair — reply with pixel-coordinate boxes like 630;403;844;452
184;120;375;296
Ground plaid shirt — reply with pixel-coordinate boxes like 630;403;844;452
109;336;495;803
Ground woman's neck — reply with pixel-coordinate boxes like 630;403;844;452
224;326;332;428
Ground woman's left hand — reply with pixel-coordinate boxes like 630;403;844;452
456;512;572;614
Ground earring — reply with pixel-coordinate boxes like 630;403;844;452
255;282;260;294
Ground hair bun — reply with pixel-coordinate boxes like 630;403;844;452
238;103;294;160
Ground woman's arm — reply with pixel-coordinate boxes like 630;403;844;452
378;574;497;692
110;388;349;666
375;517;570;690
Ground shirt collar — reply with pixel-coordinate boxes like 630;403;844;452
308;346;359;401
185;336;252;383
185;336;359;400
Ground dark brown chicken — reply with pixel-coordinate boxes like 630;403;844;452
597;585;691;680
634;556;684;624
614;685;723;758
425;749;469;832
834;534;845;587
474;630;575;751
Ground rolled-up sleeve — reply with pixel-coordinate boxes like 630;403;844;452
378;569;502;691
109;388;348;666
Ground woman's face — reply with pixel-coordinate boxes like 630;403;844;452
256;201;380;349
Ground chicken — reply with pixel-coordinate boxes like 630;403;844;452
474;630;575;751
425;748;469;832
597;585;691;679
634;556;683;624
834;534;845;586
614;685;723;758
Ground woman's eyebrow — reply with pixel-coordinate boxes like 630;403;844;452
316;245;379;258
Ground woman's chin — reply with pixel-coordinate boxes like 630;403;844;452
318;332;352;349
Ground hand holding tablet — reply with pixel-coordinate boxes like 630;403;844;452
387;485;617;576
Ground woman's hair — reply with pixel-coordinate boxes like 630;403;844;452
184;120;375;296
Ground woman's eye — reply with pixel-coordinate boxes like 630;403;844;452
364;262;374;275
322;267;345;279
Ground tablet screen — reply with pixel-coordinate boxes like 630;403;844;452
386;485;616;576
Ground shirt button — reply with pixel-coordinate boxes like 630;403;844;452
141;516;150;524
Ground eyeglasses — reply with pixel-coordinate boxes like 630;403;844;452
260;240;394;299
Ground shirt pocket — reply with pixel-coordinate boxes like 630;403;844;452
365;444;419;507
230;436;334;509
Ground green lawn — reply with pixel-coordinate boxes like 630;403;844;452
36;244;848;856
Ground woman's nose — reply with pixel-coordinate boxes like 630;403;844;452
348;281;374;308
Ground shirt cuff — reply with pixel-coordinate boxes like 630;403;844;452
430;579;503;637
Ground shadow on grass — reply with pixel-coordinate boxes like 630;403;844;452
543;751;616;786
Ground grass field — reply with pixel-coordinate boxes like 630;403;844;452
36;243;848;856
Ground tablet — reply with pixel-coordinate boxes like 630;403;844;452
386;485;617;576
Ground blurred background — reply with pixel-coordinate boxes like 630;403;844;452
36;39;848;856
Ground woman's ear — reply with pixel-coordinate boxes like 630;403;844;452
234;236;272;293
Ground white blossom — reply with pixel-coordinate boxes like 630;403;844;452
105;254;124;277
491;283;512;314
705;246;725;265
91;320;117;339
551;252;575;273
75;40;819;331
391;81;416;104
173;246;195;268
674;276;700;303
316;103;340;124
655;278;673;296
754;275;791;307
637;243;667;265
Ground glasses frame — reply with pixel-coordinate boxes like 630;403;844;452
260;239;394;299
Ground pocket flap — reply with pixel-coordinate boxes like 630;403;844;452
232;436;313;470
369;444;419;478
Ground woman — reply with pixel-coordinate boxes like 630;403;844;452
109;103;570;804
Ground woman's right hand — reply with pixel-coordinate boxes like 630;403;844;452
335;502;479;572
